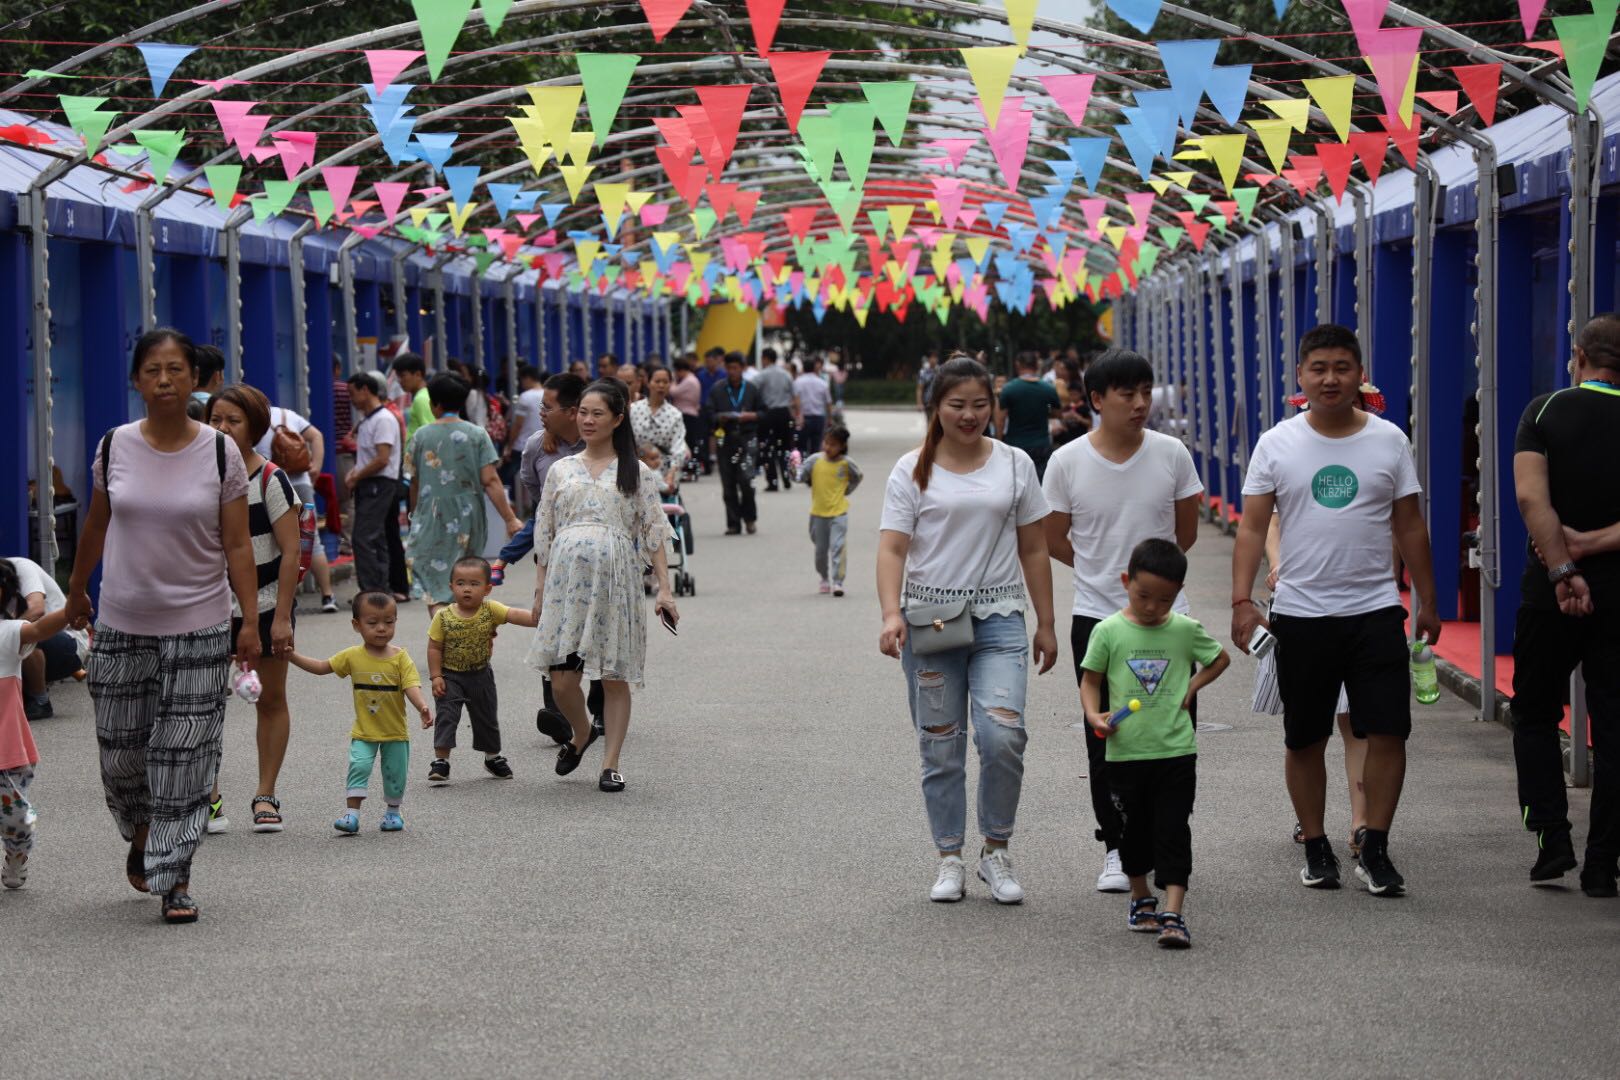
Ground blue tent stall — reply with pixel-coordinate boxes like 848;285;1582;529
0;108;674;574
1114;72;1620;767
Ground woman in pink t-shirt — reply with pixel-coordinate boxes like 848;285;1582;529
66;328;261;925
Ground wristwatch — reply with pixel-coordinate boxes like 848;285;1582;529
1547;562;1581;584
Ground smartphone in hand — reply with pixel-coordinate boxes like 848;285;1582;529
659;607;678;636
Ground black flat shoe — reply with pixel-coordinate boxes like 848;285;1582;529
535;707;573;744
555;726;600;776
599;769;625;792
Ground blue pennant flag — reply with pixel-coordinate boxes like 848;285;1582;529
541;203;568;227
486;182;521;220
410;132;457;172
1028;189;1064;228
510;190;539;211
811;298;828;323
982;201;1010;231
380;116;418;165
1204;65;1252;126
1122;89;1179;157
442;165;480;207
1045;231;1068;262
1066;137;1110;192
1106;0;1162;34
1045;156;1079;189
136;43;197;98
1006;224;1039;256
1273;0;1289;17
1115;122;1158;180
1157;40;1220;128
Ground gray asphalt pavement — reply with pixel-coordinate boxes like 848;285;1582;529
10;410;1617;1079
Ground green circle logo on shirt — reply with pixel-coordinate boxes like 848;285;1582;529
1312;465;1359;508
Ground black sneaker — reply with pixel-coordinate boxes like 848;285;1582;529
1355;845;1407;897
1300;837;1341;889
591;715;605;740
1530;829;1578;882
1580;869;1619;898
483;755;514;779
23;696;52;722
428;758;450;785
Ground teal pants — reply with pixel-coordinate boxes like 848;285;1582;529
346;739;409;805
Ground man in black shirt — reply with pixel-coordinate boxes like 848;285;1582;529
705;351;763;534
1511;313;1620;897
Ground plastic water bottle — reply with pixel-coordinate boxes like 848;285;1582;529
1411;637;1440;705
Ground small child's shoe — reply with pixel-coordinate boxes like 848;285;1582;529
380;809;404;832
1127;896;1160;932
490;560;506;586
832;583;845;597
333;810;360;834
819;580;831;594
2;852;28;889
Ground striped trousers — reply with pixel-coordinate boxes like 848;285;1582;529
88;621;231;895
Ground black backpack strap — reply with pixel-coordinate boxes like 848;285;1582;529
214;429;227;482
98;429;115;509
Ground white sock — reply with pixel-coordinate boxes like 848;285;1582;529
485;751;499;760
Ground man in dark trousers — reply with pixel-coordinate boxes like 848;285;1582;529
1511;313;1620;898
705;351;764;534
755;347;799;491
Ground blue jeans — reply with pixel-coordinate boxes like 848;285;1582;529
499;514;536;565
901;612;1029;852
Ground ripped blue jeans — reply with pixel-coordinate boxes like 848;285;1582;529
901;612;1029;852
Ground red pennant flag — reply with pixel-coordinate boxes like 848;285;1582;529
1314;144;1355;203
705;180;739;220
1244;172;1277;187
786;206;818;240
1451;63;1502;126
657;146;706;207
638;0;694;42
1415;90;1460;116
766;50;829;133
653;115;696;159
1347;132;1390;185
694;85;753;174
1380;113;1421;169
0;124;53;147
746;0;789;56
733;190;761;226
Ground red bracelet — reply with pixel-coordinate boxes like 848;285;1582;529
1232;598;1255;608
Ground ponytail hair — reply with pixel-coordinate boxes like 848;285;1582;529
0;559;21;620
582;379;641;495
912;354;994;491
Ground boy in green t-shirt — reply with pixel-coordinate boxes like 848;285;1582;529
1081;539;1230;948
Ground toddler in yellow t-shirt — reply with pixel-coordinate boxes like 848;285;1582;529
290;591;431;834
426;556;538;784
796;426;863;596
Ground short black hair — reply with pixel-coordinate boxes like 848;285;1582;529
452;555;492;582
725;351;746;367
391;353;426;377
598;352;619;367
544;372;587;409
351;590;396;618
1578;313;1620;374
427;371;470;412
705;346;726;360
518;364;543;385
1014;352;1039;372
825;425;850;449
762;347;778;362
1298;324;1362;366
196;344;225;385
130;327;198;378
346;371;378;394
1085;348;1155;403
1127;538;1188;585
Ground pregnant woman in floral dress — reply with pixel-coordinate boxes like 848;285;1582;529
528;380;679;792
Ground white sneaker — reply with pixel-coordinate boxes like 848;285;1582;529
206;796;229;835
2;853;26;889
1096;849;1130;893
930;855;967;902
977;847;1026;904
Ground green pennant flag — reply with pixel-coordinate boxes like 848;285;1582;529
132;129;184;185
1185;192;1211;216
26;69;77;80
1233;186;1260;224
1205;212;1228;235
204;164;242;210
262;179;299;217
1138;243;1161;275
797;114;840;184
861;82;915;147
578;54;641;147
1554;11;1617;114
309;189;335;228
250;196;274;224
474;250;499;275
426;211;450;231
480;0;514;31
412;0;476;81
830;102;877;191
1157;225;1184;250
691;206;717;239
866;208;891;242
58;95;116;155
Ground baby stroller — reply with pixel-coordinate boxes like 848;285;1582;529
664;494;695;596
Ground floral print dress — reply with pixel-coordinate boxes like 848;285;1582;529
407;419;498;604
525;456;670;688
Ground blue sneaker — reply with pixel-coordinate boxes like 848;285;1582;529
380;809;404;832
333;810;360;834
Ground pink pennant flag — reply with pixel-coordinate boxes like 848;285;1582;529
640;202;670;226
984;99;1032;192
1518;0;1548;39
321;165;359;215
1079;198;1108;240
273;131;317;180
535;231;558;248
515;213;541;232
191;77;246;92
1364;26;1423;123
1126;191;1156;230
957;204;981;230
248;143;280;164
365;50;422;94
373;181;411;223
497;234;524;261
210;100;267;152
1340;0;1391;52
351;225;383;239
1039;73;1096;127
926;137;978;170
931;177;966;230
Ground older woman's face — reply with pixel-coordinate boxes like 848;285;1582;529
208;399;256;455
134;339;196;408
648;369;671;396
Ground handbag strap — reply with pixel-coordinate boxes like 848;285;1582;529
967;442;1021;603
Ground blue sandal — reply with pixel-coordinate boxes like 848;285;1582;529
1127;896;1160;933
1157;911;1191;949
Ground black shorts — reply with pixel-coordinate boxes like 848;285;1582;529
549;652;586;674
231;608;295;652
1270;605;1410;750
38;630;82;682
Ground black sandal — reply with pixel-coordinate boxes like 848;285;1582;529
251;794;284;833
1156;911;1191;949
126;843;148;894
555;725;600;776
599;768;625;792
162;890;199;924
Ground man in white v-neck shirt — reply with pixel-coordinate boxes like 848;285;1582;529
1232;324;1440;898
1043;349;1204;893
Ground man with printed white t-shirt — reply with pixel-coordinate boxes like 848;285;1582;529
1232;324;1440;898
3;555;87;720
253;405;337;612
1043;349;1204;894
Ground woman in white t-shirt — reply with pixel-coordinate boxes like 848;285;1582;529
877;355;1057;906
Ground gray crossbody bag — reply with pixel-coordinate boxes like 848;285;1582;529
904;444;1020;656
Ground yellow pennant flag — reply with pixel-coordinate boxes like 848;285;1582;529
652;230;683;258
595;181;631;226
960;45;1021;128
853;302;871;328
950;279;966;304
888;203;915;238
931;232;956;279
1201;133;1247;194
1148;179;1172;195
625;190;654;214
1104;225;1128;251
562;130;594;166
925;199;942;224
448;201;478;237
965;235;990;267
558;163;595;202
574;239;602;275
409;207;433;228
510;116;554;173
1261;97;1311;132
1303;76;1355;142
1247;118;1294;172
1005;0;1039;53
525;86;584;146
1166;170;1196;187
